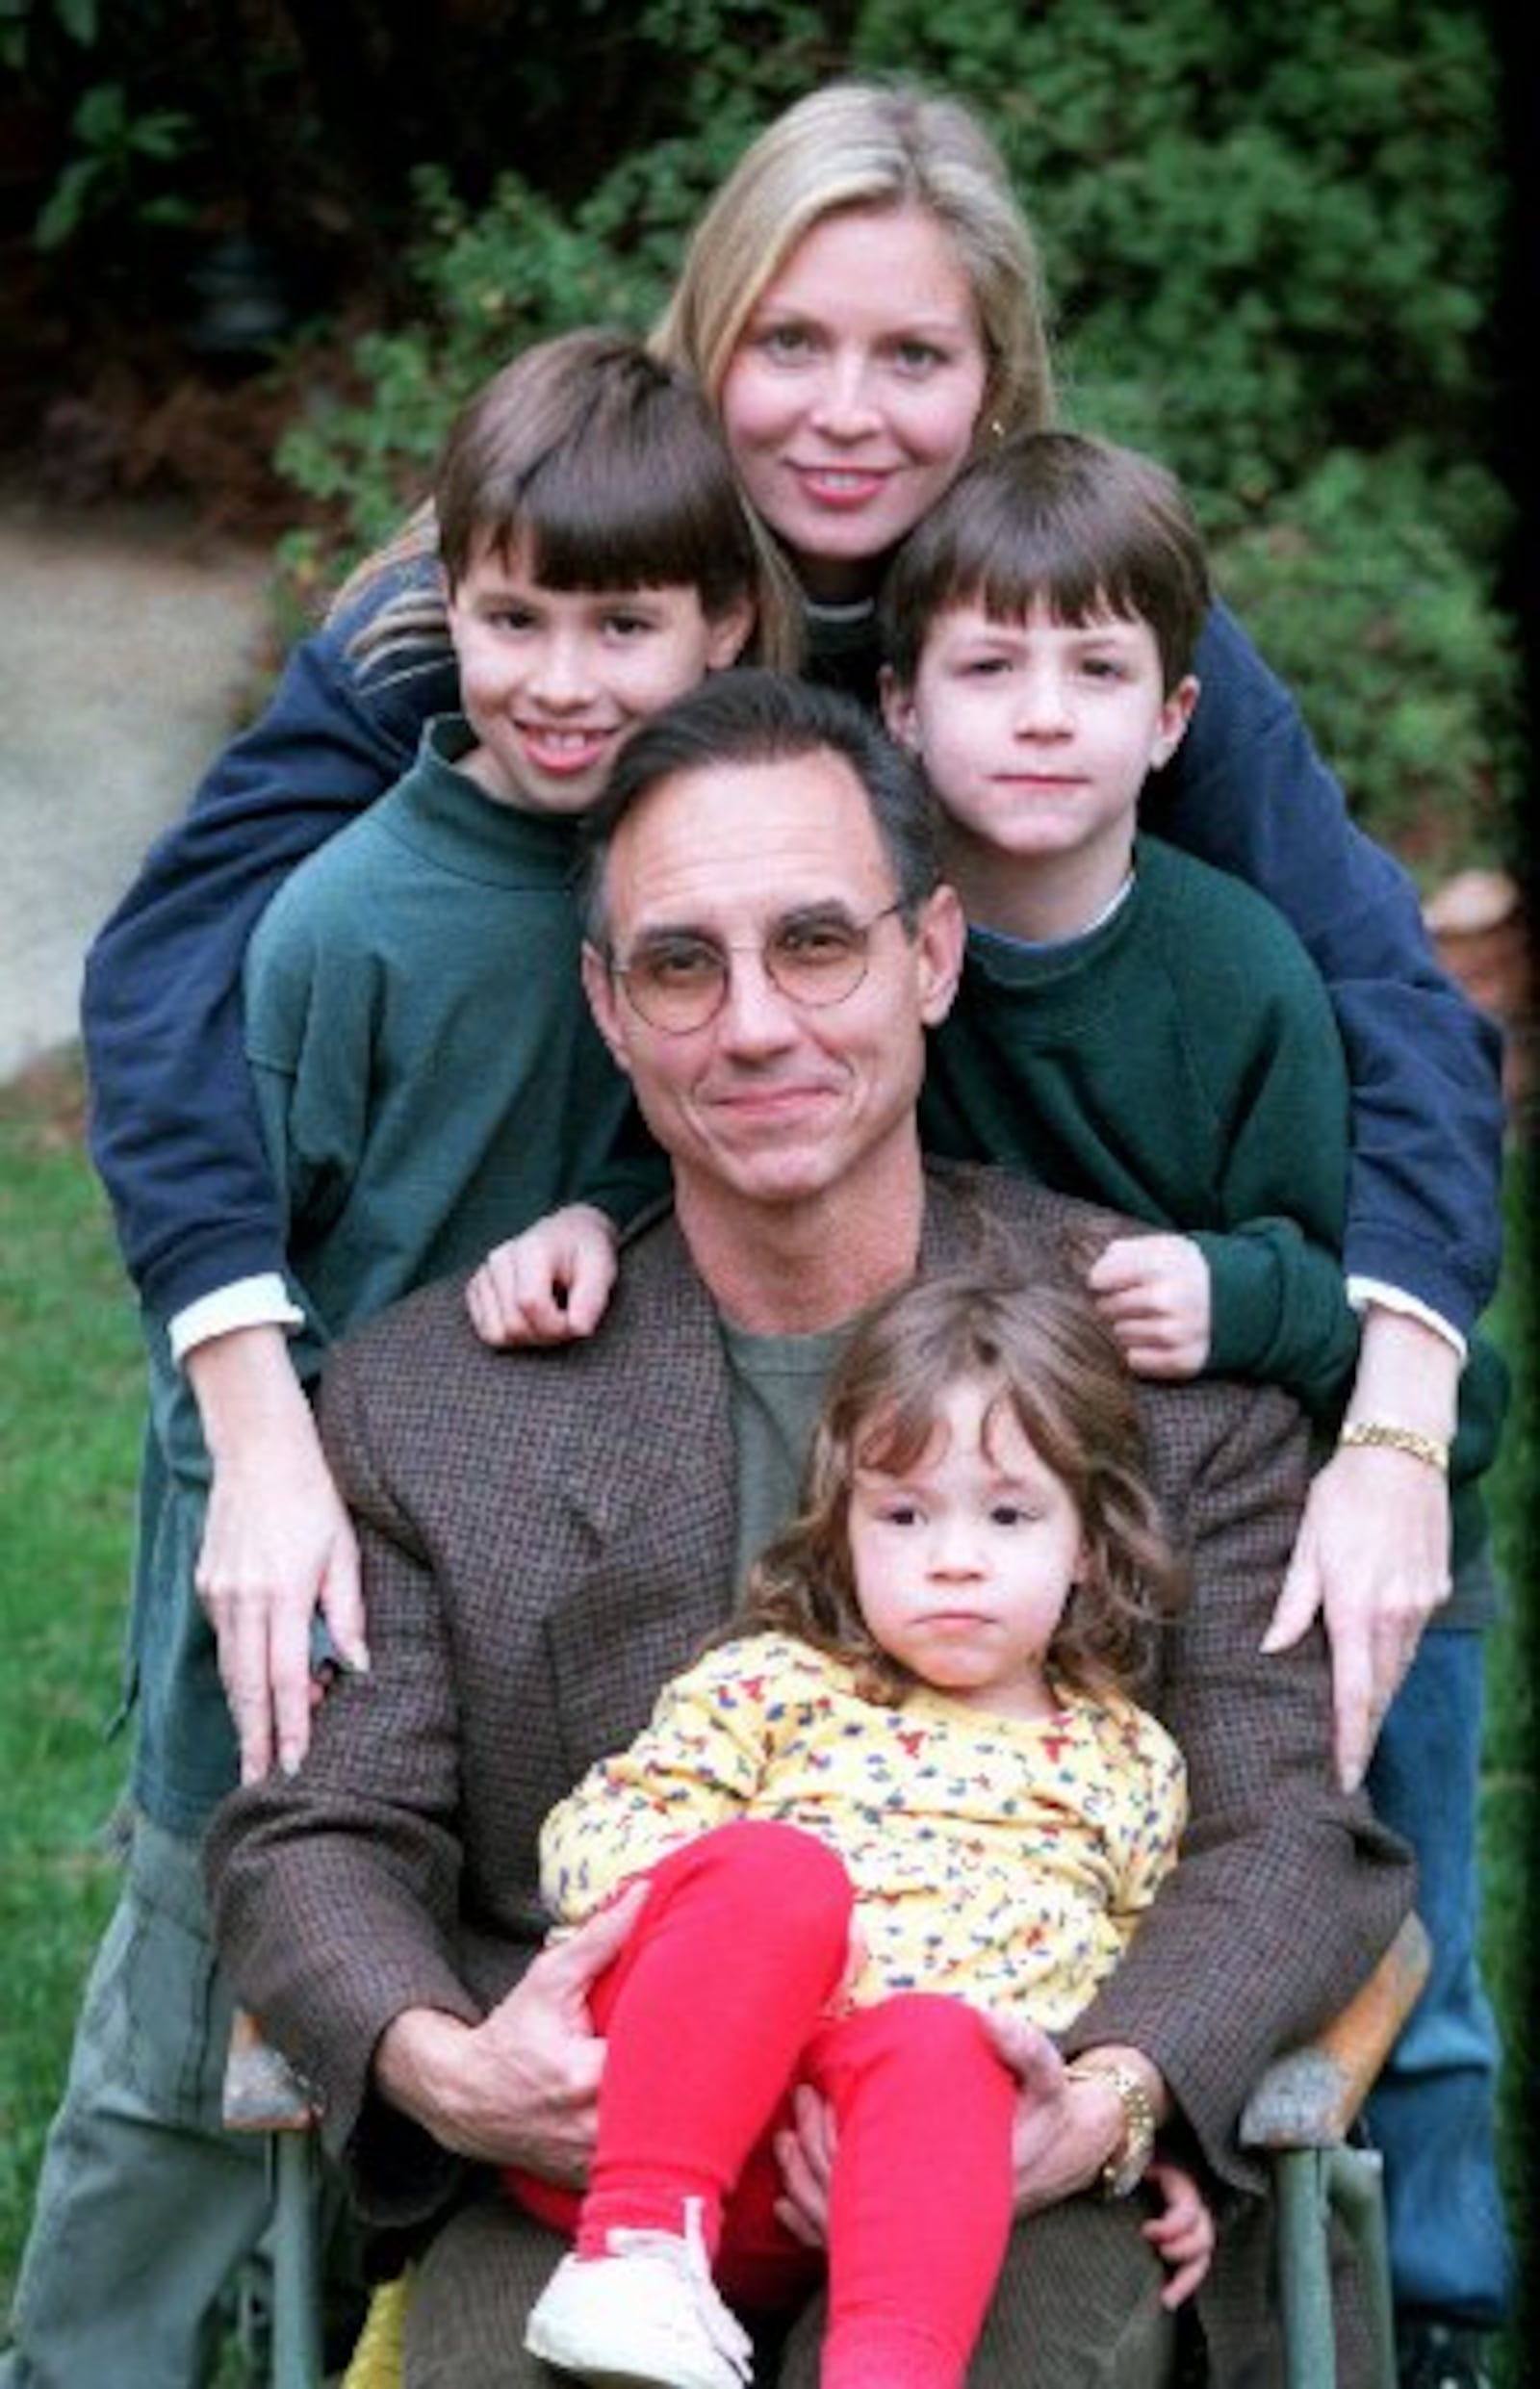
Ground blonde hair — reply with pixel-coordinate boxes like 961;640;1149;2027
654;80;1055;446
742;1270;1186;1708
327;87;1052;658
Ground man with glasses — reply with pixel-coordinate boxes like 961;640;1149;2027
208;669;1410;2388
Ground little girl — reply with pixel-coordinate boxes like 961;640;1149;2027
514;1270;1213;2389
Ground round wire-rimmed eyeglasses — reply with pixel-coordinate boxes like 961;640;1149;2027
611;899;907;1034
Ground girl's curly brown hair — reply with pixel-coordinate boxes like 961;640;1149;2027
741;1268;1188;1708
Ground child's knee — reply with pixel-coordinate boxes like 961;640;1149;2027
858;1991;997;2068
661;1819;853;1939
808;1996;1017;2175
826;1993;1011;2109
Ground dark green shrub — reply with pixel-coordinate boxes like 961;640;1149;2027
274;166;659;561
852;0;1504;509
1205;445;1520;886
274;0;840;574
270;0;1523;875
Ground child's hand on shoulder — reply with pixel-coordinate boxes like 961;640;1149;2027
1086;1233;1211;1380
466;1203;620;1347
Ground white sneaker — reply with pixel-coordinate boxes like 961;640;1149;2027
524;2196;754;2389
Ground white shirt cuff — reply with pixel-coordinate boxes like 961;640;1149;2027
169;1273;307;1364
1345;1276;1468;1364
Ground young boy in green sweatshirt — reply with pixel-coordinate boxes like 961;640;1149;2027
882;429;1360;1420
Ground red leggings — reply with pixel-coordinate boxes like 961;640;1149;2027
507;1820;1018;2389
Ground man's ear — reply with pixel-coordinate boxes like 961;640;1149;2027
879;665;921;754
1150;674;1200;771
915;883;966;1027
706;594;757;671
581;943;633;1076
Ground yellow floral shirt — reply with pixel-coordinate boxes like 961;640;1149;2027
540;1632;1187;2027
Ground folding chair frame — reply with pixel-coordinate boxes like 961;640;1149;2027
227;1913;1431;2389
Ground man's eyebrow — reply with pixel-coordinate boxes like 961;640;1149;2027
775;898;865;927
626;919;718;948
627;898;865;946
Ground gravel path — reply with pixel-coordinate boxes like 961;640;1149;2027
0;492;273;1083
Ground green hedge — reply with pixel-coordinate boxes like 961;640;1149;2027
274;0;1522;881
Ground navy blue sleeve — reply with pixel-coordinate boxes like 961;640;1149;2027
1142;602;1505;1334
81;574;461;1317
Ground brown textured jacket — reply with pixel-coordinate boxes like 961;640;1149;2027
207;1163;1411;2380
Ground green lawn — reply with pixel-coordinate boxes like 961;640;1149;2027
0;1062;140;2271
0;1052;1533;2377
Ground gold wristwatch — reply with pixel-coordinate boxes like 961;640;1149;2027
1065;2057;1158;2198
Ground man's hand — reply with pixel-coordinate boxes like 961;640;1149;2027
773;2018;1170;2245
188;1325;367;1783
773;2081;839;2248
373;1887;646;2180
1263;1303;1458;1789
466;1205;620;1348
987;2021;1170;2215
1087;1235;1211;1380
986;2014;1097;2213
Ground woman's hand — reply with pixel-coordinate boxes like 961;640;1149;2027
1264;1302;1458;1788
188;1324;366;1782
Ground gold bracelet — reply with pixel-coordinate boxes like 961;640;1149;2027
1337;1420;1450;1474
1065;2058;1157;2198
